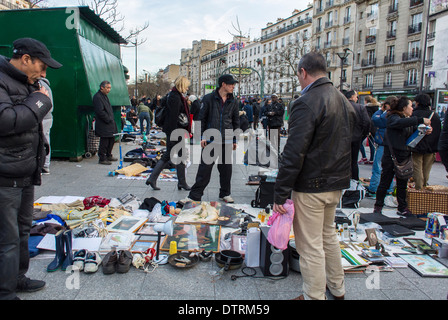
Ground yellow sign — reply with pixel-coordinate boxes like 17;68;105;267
230;68;253;76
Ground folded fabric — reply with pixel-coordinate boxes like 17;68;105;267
30;223;65;236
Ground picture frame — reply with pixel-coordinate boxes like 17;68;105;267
106;216;148;233
161;224;221;252
403;238;429;248
136;223;158;236
397;254;448;278
130;240;156;253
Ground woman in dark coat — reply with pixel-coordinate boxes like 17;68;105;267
146;76;191;191
410;93;441;189
374;96;432;216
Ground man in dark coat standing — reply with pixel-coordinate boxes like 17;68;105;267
93;81;118;165
266;93;285;153
0;38;62;300
345;90;371;181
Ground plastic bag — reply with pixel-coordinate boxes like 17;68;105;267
267;199;294;250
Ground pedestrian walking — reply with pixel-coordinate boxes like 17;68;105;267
273;52;356;300
146;76;191;191
345;90;371;181
374;96;432;216
367;96;396;196
93;81;118;165
411;93;441;190
183;74;240;204
0;37;62;300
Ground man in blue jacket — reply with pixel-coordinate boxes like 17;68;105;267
0;38;62;300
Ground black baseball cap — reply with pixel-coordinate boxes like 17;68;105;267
218;74;238;87
13;38;62;69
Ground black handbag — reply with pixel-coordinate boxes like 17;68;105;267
386;132;413;180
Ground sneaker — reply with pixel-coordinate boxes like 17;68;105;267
73;249;87;271
16;277;45;293
84;252;102;274
397;208;413;216
373;205;382;214
358;158;368;164
179;197;194;204
42;167;50;175
219;195;234;203
365;190;376;199
384;195;398;208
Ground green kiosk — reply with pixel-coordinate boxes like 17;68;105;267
0;6;130;161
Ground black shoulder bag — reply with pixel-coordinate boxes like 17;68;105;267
385;131;413;180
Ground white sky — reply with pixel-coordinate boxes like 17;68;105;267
48;0;311;80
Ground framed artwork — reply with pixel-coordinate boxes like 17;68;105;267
176;201;242;227
130;240;156;253
106;216;147;233
160;224;221;252
136;223;158;236
397;254;448;278
403;238;429;248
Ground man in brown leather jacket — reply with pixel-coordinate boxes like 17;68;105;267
273;52;356;300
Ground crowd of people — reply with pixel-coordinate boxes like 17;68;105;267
1;35;448;301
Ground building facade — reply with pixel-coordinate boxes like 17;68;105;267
0;0;30;10
352;0;428;101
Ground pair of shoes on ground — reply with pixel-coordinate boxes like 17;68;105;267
73;249;102;273
102;249;133;274
373;205;413;216
179;196;235;204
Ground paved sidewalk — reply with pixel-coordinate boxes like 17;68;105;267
18;137;448;301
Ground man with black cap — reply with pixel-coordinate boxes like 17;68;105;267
184;74;240;203
0;38;62;300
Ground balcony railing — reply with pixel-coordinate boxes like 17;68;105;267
324;41;333;48
325;21;333;29
384;55;395;64
425;59;433;66
366;35;376;44
361;58;376;67
408;23;422;35
388;4;398;14
316;26;322;33
402;50;421;61
428;32;436;40
343;16;351;24
404;80;418;87
387;30;397;39
383;82;393;88
342;37;350;45
260;17;312;41
410;0;423;7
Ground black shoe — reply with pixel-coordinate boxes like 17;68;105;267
102;250;118;275
108;157;118;162
178;183;191;191
117;250;133;273
16;278;46;293
397;208;412;216
99;160;112;165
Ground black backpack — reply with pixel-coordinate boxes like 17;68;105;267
155;93;170;127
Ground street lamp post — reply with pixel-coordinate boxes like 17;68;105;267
337;49;351;92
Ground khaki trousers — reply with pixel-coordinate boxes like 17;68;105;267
292;190;345;300
412;153;435;190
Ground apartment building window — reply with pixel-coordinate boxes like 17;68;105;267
427;46;434;65
325;32;332;48
385;45;395;63
316;36;321;50
281;37;285;48
406;69;418;86
263;44;267;53
344;6;351;24
326;11;333;28
387;20;397;38
367;49;376;64
389;0;398;13
365;74;374;88
408;40;420;58
343;28;350;45
367;3;379;18
409;13;422;34
385;72;392;87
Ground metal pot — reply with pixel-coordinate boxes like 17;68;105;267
216;250;243;271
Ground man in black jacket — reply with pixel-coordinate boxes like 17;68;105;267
185;74;240;203
345;90;371;181
273;52;355;300
93;81;118;165
0;38;62;300
266;93;284;153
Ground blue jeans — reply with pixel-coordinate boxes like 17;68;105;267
369;145;394;193
139;112;151;135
